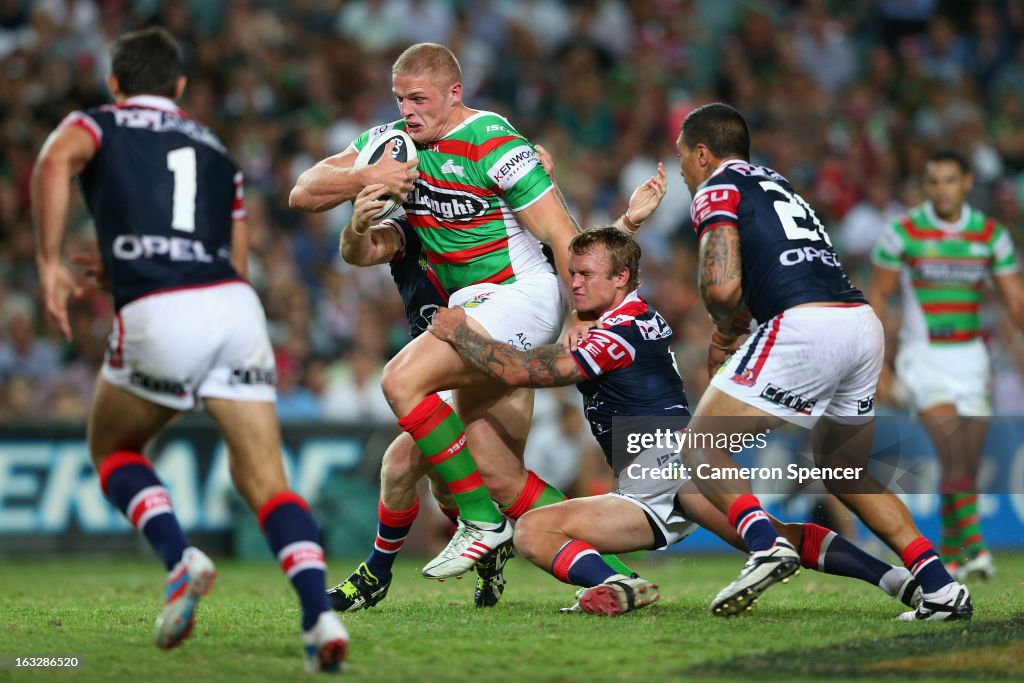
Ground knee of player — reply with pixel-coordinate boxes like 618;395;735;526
513;511;542;558
380;356;425;407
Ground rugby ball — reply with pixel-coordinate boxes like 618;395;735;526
353;128;418;220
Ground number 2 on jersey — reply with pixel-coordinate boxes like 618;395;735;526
759;180;832;246
167;147;197;232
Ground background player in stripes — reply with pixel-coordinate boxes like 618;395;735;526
675;103;972;621
868;149;1024;582
31;27;347;672
430;227;924;616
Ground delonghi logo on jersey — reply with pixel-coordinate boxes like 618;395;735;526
914;261;988;283
488;145;538;190
440;159;465;177
779;245;842;267
411;184;489;220
230;366;277;386
760;384;817;415
113;235;217;263
130;369;188;397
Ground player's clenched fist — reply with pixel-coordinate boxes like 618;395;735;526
428;305;467;343
351;184;391;232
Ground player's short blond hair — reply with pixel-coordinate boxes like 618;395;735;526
392;43;463;89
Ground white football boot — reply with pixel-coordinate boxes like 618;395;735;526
302;611;349;673
897;582;973;621
422;518;513;579
711;539;800;616
154;547;217;649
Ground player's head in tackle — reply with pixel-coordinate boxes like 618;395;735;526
923;149;972;222
676;102;751;195
108;26;185;102
392;42;465;144
569;227;642;317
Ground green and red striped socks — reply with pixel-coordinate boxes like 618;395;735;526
398;394;503;525
939;491;987;564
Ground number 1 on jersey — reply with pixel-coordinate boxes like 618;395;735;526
167;147;197;232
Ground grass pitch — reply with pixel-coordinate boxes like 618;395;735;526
2;553;1021;682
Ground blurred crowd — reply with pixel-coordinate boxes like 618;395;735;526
3;0;1024;474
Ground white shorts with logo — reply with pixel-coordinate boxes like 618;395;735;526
896;339;991;416
710;305;883;424
101;281;277;411
448;272;566;350
613;445;698;550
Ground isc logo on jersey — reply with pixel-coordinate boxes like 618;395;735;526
488;145;537;191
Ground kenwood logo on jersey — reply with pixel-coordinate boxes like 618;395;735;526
411;184;489;220
488;145;537;190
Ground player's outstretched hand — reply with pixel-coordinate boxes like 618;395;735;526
39;261;83;341
366;139;419;203
626;162;667;227
429;306;467;343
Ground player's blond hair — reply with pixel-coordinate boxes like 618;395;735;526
392;43;463;89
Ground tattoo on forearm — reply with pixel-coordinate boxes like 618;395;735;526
450;325;582;387
698;225;742;300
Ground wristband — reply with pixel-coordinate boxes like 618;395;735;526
623;209;642;233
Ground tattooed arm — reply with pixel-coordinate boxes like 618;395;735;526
698;224;744;333
429;307;584;387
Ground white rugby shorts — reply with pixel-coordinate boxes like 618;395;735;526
101;281;277;411
896;339;991;416
613;445;698;550
710;305;883;424
448;272;566;350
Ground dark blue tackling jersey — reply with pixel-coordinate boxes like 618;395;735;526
690;159;866;323
63;96;243;310
570;292;690;466
382;216;449;337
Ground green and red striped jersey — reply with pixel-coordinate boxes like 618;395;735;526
350;112;555;293
871;202;1019;345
